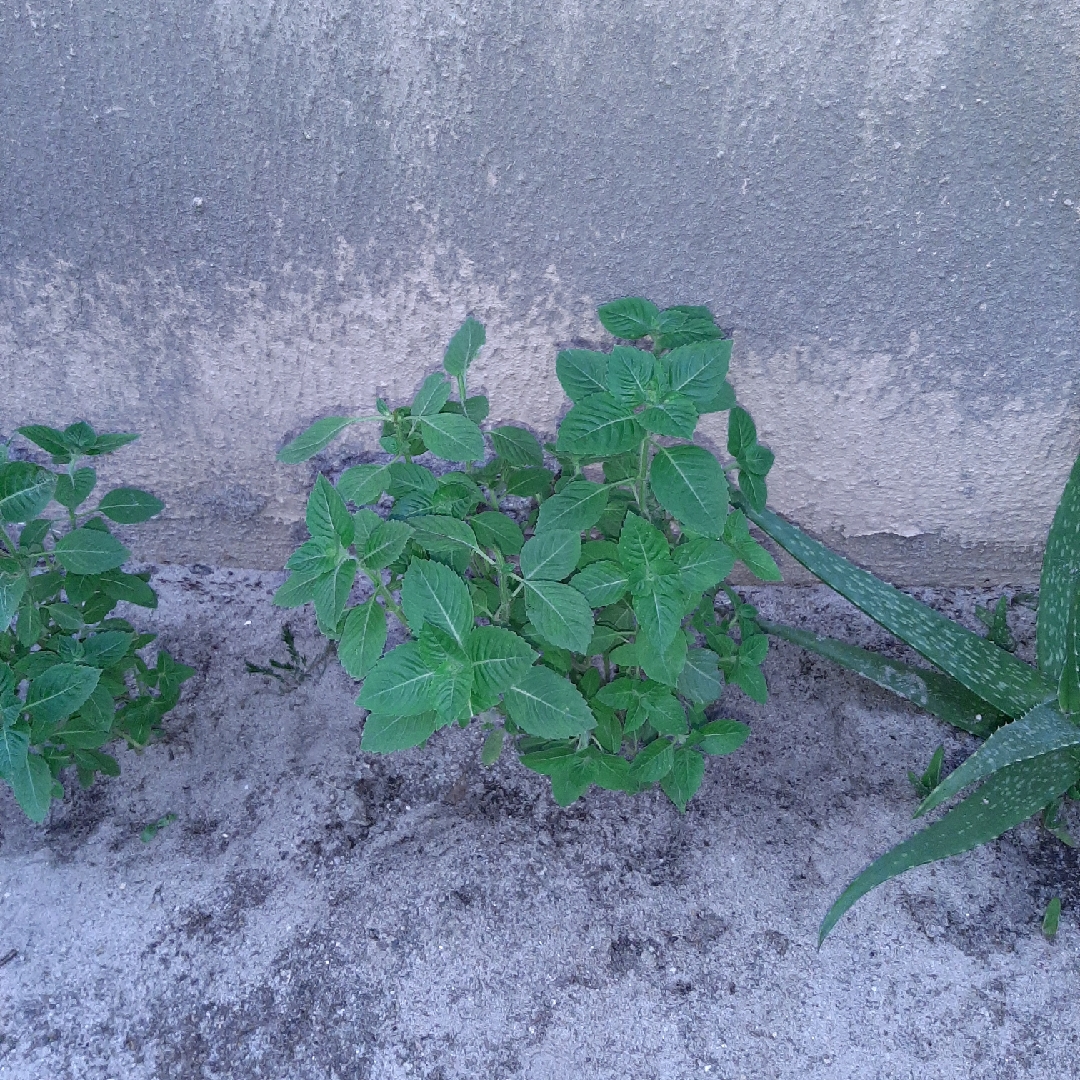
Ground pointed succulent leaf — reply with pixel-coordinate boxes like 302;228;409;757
760;620;1004;737
820;750;1080;944
1038;450;1080;680
742;502;1054;718
917;703;1080;816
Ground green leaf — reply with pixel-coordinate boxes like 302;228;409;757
54;468;97;510
490;426;544;468
0;572;28;630
389;462;438;497
428;646;474;721
917;703;1080;816
312;559;358;632
733;657;768;703
471;512;524;555
306;474;354;546
556;349;609;403
481;728;505;766
643;688;688;735
555;394;645;458
54;528;130;574
607;346;656;406
630;738;674;782
0;463;56;523
443;317;486;376
1043;897;1062;939
26;664;101;726
699;381;737;414
286;538;337;577
597;297;660;340
654;305;723;351
760;621;1004;737
1061;582;1080;715
618;512;669;575
9;749;54;822
409;516;478;565
743;502;1054;718
503;666;596;738
673;538;734;595
364;520;414;570
678;648;723;704
273;570;324;608
666;339;731;408
412;373;453;416
278;417;358;463
636;626;688;687
505;466;554;498
737;470;769;514
571;561;629;607
520;530;581;582
463;396;489;424
98;570;158;609
86;432;139;457
535;480;609;535
81;631;134;667
640;395;698;439
727;407;757;457
524;581;594;653
467;626;537;709
693;719;751;755
337;464;393;506
400;558;474;647
1038;450;1080;680
97;487;164;524
419;414;485;463
549;752;599;805
0;723;30;780
361;711;438;753
633;575;687;652
740;443;775;477
339;599;388;680
661;747;706;811
17;424;71;459
819;750;1080;944
356;641;437;715
649;445;728;539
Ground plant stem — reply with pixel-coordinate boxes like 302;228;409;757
634;438;651;518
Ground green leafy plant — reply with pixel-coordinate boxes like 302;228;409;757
741;447;1080;942
0;423;194;822
276;300;780;809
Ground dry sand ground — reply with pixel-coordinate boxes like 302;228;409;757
2;569;1078;1079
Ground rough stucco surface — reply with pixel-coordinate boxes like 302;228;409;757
2;0;1079;576
3;573;1080;1079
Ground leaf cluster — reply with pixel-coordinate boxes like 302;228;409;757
278;300;780;810
0;423;194;821
748;444;1080;942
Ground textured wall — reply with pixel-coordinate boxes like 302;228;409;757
2;0;1078;579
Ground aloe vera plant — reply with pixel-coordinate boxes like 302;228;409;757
742;453;1080;942
277;300;780;810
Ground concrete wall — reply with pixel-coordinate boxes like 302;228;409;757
2;0;1078;580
